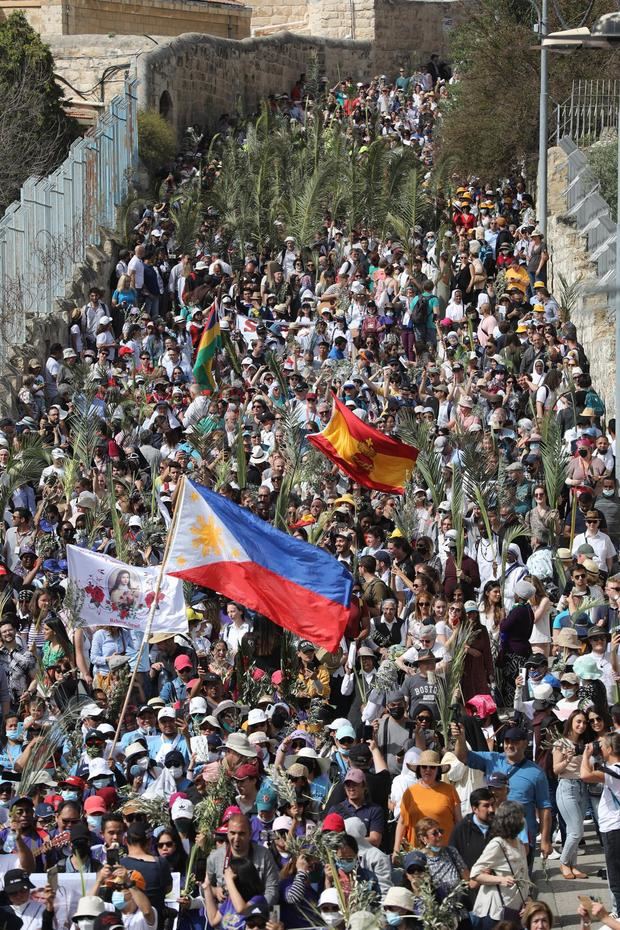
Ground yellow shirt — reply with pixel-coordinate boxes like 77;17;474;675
296;663;330;698
400;781;460;845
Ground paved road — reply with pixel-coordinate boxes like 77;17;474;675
534;826;608;929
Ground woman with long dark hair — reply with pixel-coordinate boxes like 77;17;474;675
552;709;592;879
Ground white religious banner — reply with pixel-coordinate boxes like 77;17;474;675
66;546;188;636
235;313;259;345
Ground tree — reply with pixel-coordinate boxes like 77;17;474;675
0;12;78;215
437;0;620;181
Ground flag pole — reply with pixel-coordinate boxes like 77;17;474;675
109;476;186;759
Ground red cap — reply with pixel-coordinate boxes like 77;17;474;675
118;346;134;357
321;813;346;833
59;776;87;791
233;762;260;781
44;793;63;810
95;787;118;810
221;805;242;824
84;795;107;814
174;654;193;671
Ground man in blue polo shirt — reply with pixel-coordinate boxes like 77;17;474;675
452;723;552;869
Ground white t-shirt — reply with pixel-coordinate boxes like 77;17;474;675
598;763;620;833
128;254;145;289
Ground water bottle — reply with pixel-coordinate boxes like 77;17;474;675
4;830;16;853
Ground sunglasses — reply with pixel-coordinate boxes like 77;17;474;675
418;601;432;607
589;716;603;723
406;866;425;874
427;829;444;836
157;841;174;848
572;573;586;580
417;716;433;723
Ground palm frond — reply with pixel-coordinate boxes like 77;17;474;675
397;413;445;508
539;411;569;516
20;699;89;794
450;467;465;570
436;620;476;747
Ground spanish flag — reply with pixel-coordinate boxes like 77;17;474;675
308;395;418;494
192;302;220;390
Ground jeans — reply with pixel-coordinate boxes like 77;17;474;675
557;778;589;866
602;829;620;914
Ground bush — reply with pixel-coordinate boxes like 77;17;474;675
138;110;176;178
587;136;617;220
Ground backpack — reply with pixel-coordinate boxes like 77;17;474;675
412;294;429;326
585;389;605;416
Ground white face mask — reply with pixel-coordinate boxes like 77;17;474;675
321;913;343;927
170;766;184;779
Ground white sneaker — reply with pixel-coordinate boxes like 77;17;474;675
546;849;561;860
552;830;561;844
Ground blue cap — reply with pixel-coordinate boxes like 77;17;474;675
256;786;278;812
403;850;427;870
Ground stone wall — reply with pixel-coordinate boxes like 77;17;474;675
50;35;151;109
547;145;616;415
0;0;251;37
373;0;464;72
137;31;373;134
253;0;466;61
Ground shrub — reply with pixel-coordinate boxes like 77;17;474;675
138;110;176;178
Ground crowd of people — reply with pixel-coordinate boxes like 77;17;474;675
0;60;618;930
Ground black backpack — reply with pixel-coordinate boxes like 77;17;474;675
412;294;429;325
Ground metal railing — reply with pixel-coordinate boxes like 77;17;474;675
554;79;620;146
0;78;139;366
556;136;617;284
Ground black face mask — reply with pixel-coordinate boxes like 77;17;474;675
174;818;192;835
579;448;588;457
388;706;405;719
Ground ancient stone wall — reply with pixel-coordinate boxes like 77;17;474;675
547;145;616;415
0;0;251;37
137;32;373;134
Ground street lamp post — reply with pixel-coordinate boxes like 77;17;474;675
543;14;620;483
538;0;549;237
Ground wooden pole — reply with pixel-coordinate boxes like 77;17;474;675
109;476;185;759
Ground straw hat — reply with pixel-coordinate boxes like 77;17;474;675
416;750;450;773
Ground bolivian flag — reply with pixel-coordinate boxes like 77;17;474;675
308;395;418;494
192;302;221;390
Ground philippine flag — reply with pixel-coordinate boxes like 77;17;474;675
166;478;353;650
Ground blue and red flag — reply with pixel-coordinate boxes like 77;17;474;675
165;478;352;650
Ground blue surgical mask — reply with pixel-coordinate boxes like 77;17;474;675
339;748;350;757
111;891;126;911
335;859;355;873
560;688;576;699
385;914;403;927
61;790;79;801
87;815;102;833
428;845;442;853
6;731;20;742
603;489;615;497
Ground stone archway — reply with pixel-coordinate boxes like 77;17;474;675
159;90;173;121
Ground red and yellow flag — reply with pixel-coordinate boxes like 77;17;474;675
308;395;418;494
